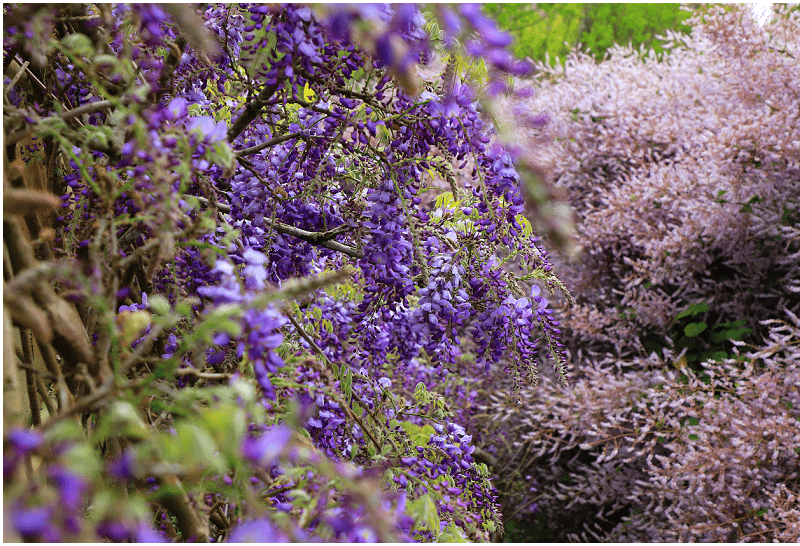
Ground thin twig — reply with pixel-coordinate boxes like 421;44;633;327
227;82;280;142
39;379;115;431
285;312;385;452
21;330;41;426
191;195;230;213
58;98;131;121
34;339;70;410
157;474;210;542
16;362;54;380
265;218;363;259
235;156;289;203
15;55;83;126
209;499;229;530
36;376;57;417
175;368;231;381
5;59;29;92
235;131;303;157
119;324;166;375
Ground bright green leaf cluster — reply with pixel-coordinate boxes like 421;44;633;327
483;3;692;65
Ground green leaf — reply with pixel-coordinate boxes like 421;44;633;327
724;327;752;341
152;357;180;379
413;381;429;403
209;141;236;171
83;126;114;149
340;365;353;403
231;378;256;404
515;214;533;237
162;423;227;475
437;521;470;543
62;33;94;57
676;302;709;320
287;489;311;503
434;192;455;210
61;442;103;478
103;400;150;441
45;418;86;444
408;494;441;532
148;294;171;316
199;403;246;458
684;322;708;337
400;422;435;447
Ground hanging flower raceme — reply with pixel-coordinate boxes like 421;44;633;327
198;249;287;399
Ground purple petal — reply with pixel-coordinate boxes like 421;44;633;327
166;97;188;120
227;518;289;543
49;467;88;509
241;425;292;467
242;248;267;265
12;506;51;537
7;429;44;455
109;450;136;481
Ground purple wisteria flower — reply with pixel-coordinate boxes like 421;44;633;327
11;506;54;541
198;253;288;398
48;467;88;510
108;449;137;481
241;425;292;467
165;97;189;121
187;116;227;142
226;518;289;542
6;429;44;455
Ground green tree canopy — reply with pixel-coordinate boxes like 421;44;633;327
483;3;693;64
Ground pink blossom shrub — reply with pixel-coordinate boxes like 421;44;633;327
500;3;800;359
472;4;800;541
475;312;800;541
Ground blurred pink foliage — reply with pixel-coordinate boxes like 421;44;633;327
500;4;800;359
478;5;800;541
477;311;799;541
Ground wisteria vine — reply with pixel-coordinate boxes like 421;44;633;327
3;3;572;542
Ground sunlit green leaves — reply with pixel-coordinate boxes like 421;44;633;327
156;423;227;476
676;302;710;320
207;140;237;175
683;322;707;338
400;420;436;448
484;3;692;65
97;401;150;442
61;33;94;57
437;521;471;542
408;494;441;533
198;403;247;460
61;442;104;479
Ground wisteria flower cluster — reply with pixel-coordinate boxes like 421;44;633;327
3;3;568;542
